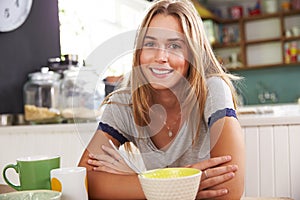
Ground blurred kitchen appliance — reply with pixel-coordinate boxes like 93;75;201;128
48;54;79;77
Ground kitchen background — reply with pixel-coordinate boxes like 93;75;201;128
0;0;300;115
1;1;300;198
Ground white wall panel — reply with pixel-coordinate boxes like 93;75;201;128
273;126;290;197
243;124;300;199
244;127;260;196
259;126;275;196
289;125;300;200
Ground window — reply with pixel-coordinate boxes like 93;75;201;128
58;0;150;77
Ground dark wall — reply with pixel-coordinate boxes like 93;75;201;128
0;0;60;114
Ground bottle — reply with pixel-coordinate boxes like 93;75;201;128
290;41;298;62
285;43;291;64
23;67;61;123
298;41;300;62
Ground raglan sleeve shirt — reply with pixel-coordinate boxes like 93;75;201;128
98;77;238;145
204;76;237;128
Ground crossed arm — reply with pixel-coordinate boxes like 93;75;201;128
78;117;245;199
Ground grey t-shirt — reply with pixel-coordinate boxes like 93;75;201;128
98;77;236;170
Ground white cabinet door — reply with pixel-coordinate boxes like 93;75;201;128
244;125;300;199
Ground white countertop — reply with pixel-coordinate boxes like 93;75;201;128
0;122;97;134
1;104;299;131
237;103;300;126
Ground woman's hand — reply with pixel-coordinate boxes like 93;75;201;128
187;155;238;199
87;145;136;175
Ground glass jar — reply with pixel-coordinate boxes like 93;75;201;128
60;66;104;122
23;67;61;123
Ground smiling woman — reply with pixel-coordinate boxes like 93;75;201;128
78;0;245;199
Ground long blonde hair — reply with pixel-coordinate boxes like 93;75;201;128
103;0;240;144
129;0;239;132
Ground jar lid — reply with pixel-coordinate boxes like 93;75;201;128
28;67;61;81
63;66;80;78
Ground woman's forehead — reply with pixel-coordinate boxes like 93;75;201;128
146;14;184;38
145;27;185;41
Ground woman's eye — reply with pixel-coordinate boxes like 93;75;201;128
143;41;156;48
169;43;181;49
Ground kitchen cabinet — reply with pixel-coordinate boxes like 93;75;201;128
238;104;300;199
205;9;300;70
242;125;300;199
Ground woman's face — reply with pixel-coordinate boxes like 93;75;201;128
140;14;189;90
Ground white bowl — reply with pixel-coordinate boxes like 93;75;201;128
138;167;202;200
0;190;62;200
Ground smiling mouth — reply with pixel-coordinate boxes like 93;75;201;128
150;68;174;75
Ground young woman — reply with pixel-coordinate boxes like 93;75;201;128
79;0;245;199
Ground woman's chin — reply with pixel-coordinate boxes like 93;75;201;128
149;82;177;90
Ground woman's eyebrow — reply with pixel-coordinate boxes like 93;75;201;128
144;35;157;40
144;35;185;42
168;38;185;43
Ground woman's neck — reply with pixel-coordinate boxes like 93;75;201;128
152;89;179;110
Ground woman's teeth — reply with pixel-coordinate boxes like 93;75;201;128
151;68;173;75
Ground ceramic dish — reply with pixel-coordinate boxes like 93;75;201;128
0;190;62;200
138;167;202;200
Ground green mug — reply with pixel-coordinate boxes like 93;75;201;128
2;155;60;191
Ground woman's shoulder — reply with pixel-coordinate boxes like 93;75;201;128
108;87;132;104
206;76;230;91
205;76;234;108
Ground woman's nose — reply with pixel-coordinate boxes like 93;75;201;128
155;47;168;63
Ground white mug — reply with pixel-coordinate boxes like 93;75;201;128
51;167;88;200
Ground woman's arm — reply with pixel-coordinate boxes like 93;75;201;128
78;147;145;199
78;130;146;199
79;128;244;199
208;116;245;199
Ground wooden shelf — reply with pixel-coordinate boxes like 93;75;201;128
282;9;300;16
284;36;300;42
229;62;300;71
245;37;281;45
208;9;300;71
213;9;300;22
243;12;280;21
218;18;240;24
213;42;241;48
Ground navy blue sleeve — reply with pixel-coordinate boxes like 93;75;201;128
98;122;129;145
207;108;237;128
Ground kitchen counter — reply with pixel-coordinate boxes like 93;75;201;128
237;103;300;126
0;121;97;136
0;103;298;131
0;184;293;199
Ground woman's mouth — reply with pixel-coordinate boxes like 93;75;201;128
150;67;174;75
